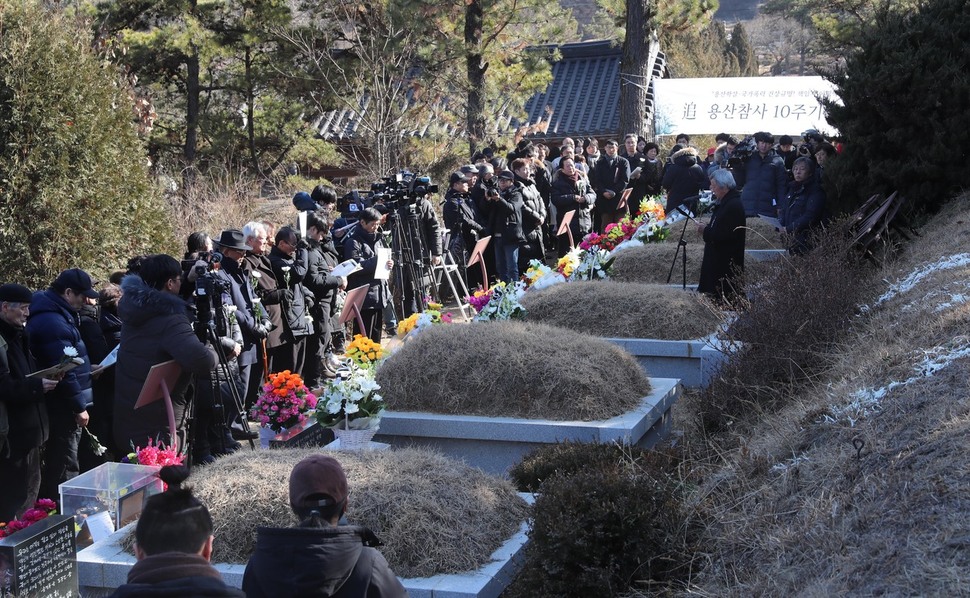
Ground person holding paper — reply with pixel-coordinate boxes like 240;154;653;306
113;255;218;461
0;283;59;521
268;226;313;376
343;208;394;343
27;268;103;501
696;169;746;304
303;212;347;385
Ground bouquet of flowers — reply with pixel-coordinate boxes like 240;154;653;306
397;307;453;338
570;246;614;281
315;365;385;430
473;280;527;321
523;260;566;291
0;499;57;539
122;438;184;467
249;370;318;432
345;334;385;368
467;286;496;313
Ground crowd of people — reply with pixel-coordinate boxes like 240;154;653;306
0;128;836;540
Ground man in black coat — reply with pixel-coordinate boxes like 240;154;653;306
0;284;58;520
268;227;312;377
697;169;746;304
302;212;347;386
590;139;631;232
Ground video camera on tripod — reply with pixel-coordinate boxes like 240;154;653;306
191;258;231;343
371;171;439;209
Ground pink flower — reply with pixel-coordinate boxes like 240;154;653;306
35;498;56;511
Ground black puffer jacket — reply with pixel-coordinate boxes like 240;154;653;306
113;275;216;451
243;526;406;598
269;245;312;340
26;290;92;415
661;148;708;213
343;225;391;311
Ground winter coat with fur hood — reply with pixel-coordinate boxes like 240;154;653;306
113;275;217;452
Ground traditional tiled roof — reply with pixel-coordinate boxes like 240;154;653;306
512;40;666;139
315;40;666;141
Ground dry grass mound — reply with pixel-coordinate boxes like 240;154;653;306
687;195;970;595
739;216;785;250
519;280;722;340
376;321;650;421
610;243;704;285
184;448;528;578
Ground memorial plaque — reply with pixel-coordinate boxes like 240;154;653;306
270;419;328;449
0;514;78;597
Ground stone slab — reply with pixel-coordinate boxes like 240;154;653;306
374;378;681;476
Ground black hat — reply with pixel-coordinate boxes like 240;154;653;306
497;170;514;181
0;283;34;304
52;269;99;299
459;164;479;176
449;172;469;185
213;229;251;252
779;134;793;146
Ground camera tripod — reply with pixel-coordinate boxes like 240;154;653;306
387;202;437;318
666;198;700;290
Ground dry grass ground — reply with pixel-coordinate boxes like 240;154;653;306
519;280;723;340
611;243;705;285
376;321;650;421
165;448;528;579
677;195;970;595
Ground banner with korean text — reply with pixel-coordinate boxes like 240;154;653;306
653;76;839;137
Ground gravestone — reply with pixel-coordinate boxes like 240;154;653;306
270;419;329;449
0;514;78;597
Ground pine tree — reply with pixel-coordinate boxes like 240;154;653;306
0;0;172;287
728;22;758;76
822;0;970;214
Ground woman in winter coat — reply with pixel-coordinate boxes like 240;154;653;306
343;208;394;343
550;158;596;257
113;255;217;454
780;157;827;255
512;158;547;272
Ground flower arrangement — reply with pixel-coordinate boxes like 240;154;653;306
315;365;385;430
557;252;580;278
122;438;184;467
249;370;318;432
467;286;496;313
345;334;385;368
0;499;57;539
397;308;453;338
570;247;614;281
473;280;527;321
523;260;566;291
639;197;666;221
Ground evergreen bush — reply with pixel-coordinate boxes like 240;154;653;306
0;1;171;287
506;442;692;597
822;0;970;216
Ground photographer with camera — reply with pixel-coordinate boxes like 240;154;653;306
444;171;488;291
211;230;271;441
113;255;217;456
486;170;526;283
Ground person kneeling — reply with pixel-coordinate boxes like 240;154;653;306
109;465;244;598
243;455;407;597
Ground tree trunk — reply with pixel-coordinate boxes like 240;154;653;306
465;0;487;157
245;46;259;175
184;52;200;190
618;0;656;140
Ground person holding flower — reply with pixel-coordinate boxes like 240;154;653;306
26;268;102;502
243;455;406;598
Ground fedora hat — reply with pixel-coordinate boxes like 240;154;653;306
213;229;251;252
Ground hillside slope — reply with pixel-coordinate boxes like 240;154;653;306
688;195;970;595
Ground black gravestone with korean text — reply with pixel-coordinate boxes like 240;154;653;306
0;514;78;597
269;419;328;449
